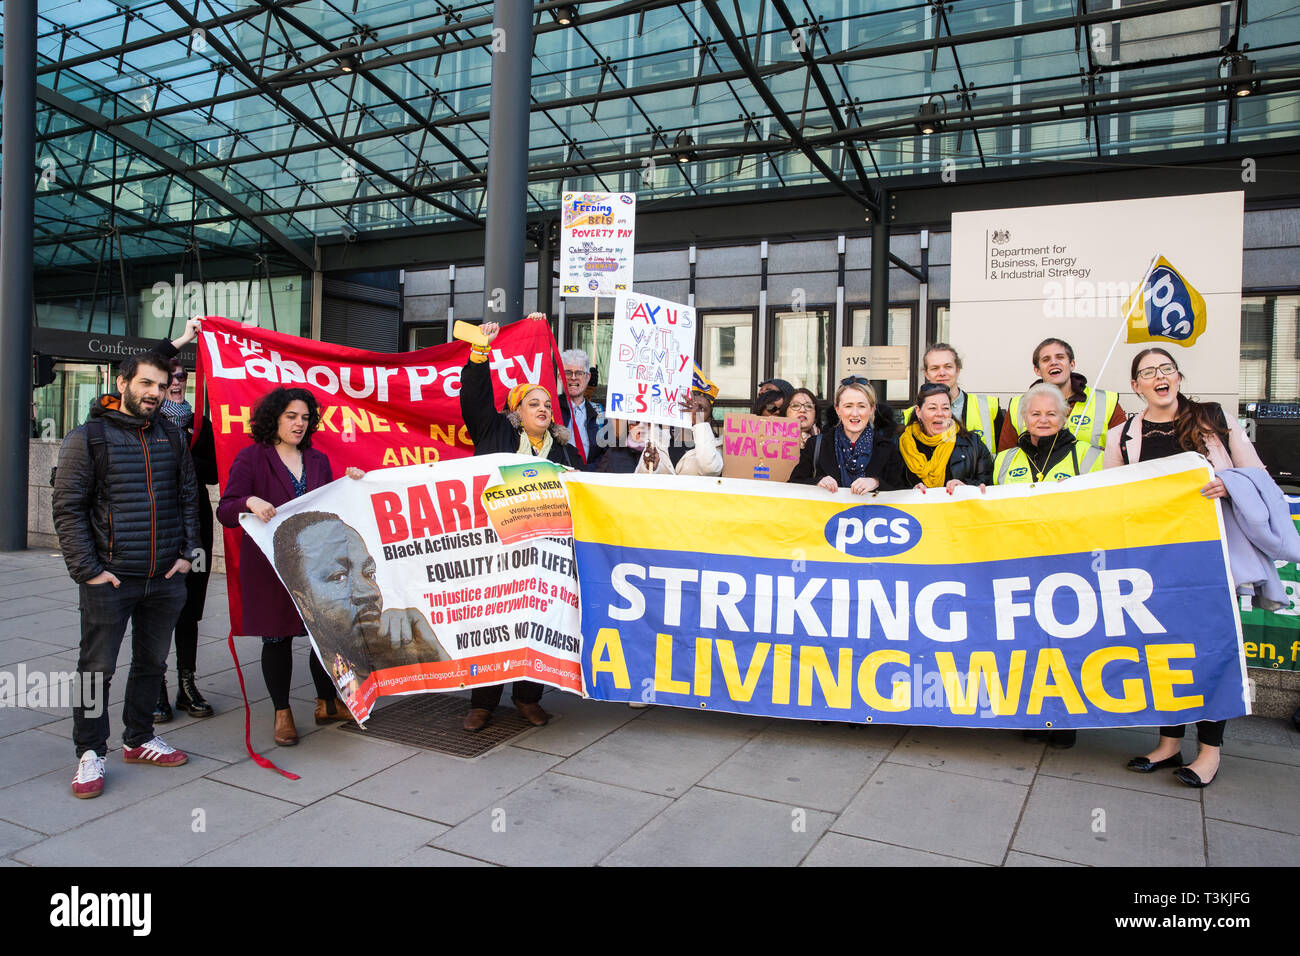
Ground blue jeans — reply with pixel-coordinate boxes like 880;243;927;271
74;573;187;757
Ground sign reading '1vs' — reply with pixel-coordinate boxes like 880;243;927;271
606;291;697;428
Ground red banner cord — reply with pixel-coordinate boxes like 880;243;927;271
226;631;300;780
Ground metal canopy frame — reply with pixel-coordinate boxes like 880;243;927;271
7;0;1299;271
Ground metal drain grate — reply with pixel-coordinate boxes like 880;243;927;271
338;694;537;758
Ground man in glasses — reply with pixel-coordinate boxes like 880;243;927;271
561;348;604;468
905;343;1004;456
999;337;1124;452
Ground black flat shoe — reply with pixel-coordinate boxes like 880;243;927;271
1174;766;1215;788
1126;754;1185;773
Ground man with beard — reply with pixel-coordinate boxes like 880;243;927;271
53;351;200;799
272;511;451;684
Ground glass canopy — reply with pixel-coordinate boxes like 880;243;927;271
5;0;1298;269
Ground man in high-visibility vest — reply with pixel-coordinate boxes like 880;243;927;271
997;337;1124;452
905;343;1004;456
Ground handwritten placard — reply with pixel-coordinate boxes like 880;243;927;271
605;291;696;428
720;414;801;481
840;345;910;381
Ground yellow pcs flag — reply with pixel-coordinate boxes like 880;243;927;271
1123;256;1208;347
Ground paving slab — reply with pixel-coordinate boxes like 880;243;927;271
31;690;245;740
554;709;752;797
0;608;85;635
16;778;295;866
1222;736;1300;768
432;772;670;867
0;728;85;788
206;725;419;806
1228;715;1298;747
1038;727;1199;800
195;795;445;866
0;753;224;835
1004;850;1084;867
802;832;987;867
1013;775;1205;867
1206;818;1300;866
1203;755;1300;835
698;721;891;812
0;637;73;668
0;706;62;738
390;846;496;867
343;746;561;826
510;692;641;757
602;787;831;866
157;695;326;764
0;595;78;622
0;819;43;857
834;762;1026;865
887;726;1044;786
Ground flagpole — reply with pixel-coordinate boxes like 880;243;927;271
1095;252;1160;385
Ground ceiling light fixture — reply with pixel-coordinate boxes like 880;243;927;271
673;130;699;163
1225;55;1259;97
337;42;361;74
915;97;945;136
553;5;578;26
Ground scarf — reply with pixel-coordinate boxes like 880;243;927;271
898;422;959;488
518;428;553;459
834;424;875;486
161;398;194;430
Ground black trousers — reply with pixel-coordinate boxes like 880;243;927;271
1159;720;1226;748
471;680;543;710
172;495;214;673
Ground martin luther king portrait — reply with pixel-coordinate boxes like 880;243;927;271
273;511;451;683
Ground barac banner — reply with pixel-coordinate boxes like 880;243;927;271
239;454;583;723
564;453;1250;729
196;314;563;633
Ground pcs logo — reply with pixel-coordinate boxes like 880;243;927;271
1010;467;1029;479
563;285;580;294
825;505;921;558
619;194;634;204
522;468;538;477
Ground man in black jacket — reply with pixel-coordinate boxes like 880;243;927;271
53;351;200;799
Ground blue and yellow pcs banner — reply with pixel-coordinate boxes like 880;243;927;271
565;453;1250;729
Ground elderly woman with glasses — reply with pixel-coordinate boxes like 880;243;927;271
791;379;900;492
888;382;992;493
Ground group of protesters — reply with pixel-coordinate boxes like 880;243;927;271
51;311;1293;801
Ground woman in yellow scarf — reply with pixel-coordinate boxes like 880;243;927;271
891;382;992;493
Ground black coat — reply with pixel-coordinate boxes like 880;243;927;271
459;359;583;467
53;395;200;583
790;425;901;489
888;431;993;488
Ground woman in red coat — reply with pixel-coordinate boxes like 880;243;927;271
217;387;361;746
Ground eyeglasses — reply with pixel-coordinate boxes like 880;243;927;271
170;373;188;382
564;370;588;378
761;402;783;414
788;402;816;412
918;382;949;397
840;375;870;386
1135;363;1178;381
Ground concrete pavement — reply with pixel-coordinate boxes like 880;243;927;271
1;548;1298;867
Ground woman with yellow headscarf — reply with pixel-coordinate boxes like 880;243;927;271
890;382;992;493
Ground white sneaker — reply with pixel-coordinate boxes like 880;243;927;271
72;751;106;799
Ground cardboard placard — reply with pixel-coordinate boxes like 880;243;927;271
605;291;696;428
720;413;802;481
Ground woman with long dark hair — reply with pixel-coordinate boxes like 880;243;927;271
217;387;363;747
1104;347;1264;787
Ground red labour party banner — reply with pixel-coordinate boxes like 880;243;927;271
195;315;566;633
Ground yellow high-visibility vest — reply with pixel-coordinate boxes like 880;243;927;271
1009;387;1117;448
994;439;1104;484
